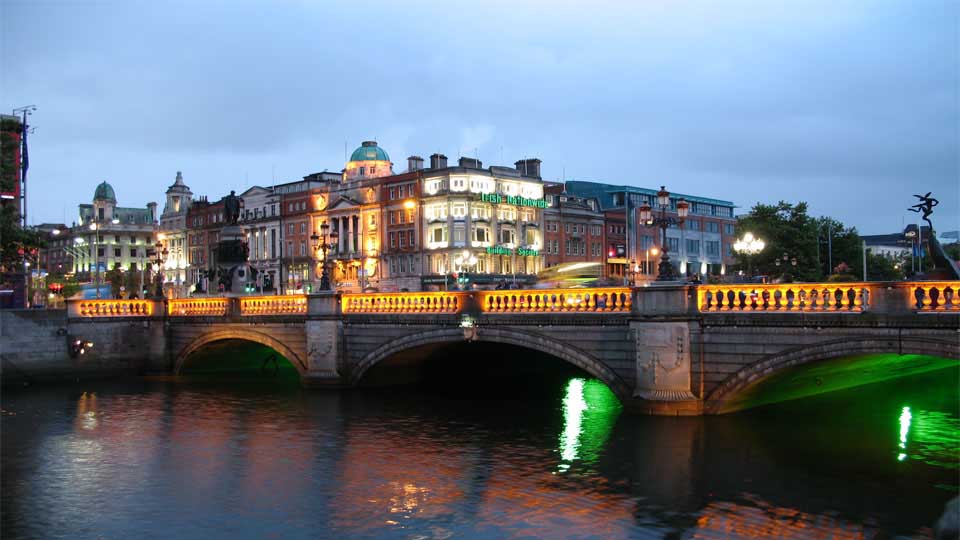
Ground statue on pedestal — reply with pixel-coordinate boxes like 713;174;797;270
224;190;243;225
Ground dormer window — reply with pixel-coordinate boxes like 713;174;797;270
359;167;366;176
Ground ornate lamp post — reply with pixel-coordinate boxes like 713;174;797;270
646;246;659;276
453;249;478;290
311;222;339;291
153;240;168;299
89;222;101;298
638;186;689;281
733;232;765;277
774;252;798;270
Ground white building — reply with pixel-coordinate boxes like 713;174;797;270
239;185;282;292
158;171;193;297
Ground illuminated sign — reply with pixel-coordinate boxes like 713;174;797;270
486;246;540;257
478;193;548;208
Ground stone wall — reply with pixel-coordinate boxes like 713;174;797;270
1;310;160;383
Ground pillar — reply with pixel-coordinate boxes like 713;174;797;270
303;292;346;387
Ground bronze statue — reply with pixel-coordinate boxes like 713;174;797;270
908;192;939;230
224;190;243;225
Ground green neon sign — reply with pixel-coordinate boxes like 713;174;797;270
485;246;540;257
479;192;548;208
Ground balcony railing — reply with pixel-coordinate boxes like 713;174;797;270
168;298;229;317
477;288;632;313
240;295;307;316
697;283;870;312
342;292;468;314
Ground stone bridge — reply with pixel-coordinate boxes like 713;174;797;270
4;281;958;415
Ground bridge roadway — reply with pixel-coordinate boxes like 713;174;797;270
4;281;958;415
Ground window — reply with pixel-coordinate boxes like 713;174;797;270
359;167;365;176
114;248;121;257
500;228;516;245
592;225;602;236
641;235;653;249
688;220;700;231
300;223;306;234
431;227;447;244
398;185;405;198
399;256;406;273
667;237;679;252
724;223;735;235
399;233;406;248
473;226;489;243
390;212;396;225
706;222;720;233
300;240;306;256
389;232;396;248
686;239;700;255
525;228;538;246
564;223;570;233
451;203;467;218
288;224;295;234
408;230;415;247
565;240;571;255
454;227;465;242
389;188;396;200
706;240;720;256
406;209;414;223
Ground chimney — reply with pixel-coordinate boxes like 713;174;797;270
515;158;541;179
147;202;158;223
458;157;482;169
429;153;448;169
407;155;424;172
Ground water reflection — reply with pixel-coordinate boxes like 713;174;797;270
557;378;621;472
1;368;956;540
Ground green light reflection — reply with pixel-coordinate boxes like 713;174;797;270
557;378;621;472
898;406;911;462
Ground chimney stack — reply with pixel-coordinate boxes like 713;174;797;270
407;155;424;172
458;157;482;169
429;153;448;169
515;158;542;179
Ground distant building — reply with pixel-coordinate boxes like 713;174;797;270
542;183;606;271
158;172;193;297
564;181;737;279
74;181;157;278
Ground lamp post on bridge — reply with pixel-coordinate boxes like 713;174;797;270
311;221;339;291
153;240;168;299
638;186;689;281
733;232;765;278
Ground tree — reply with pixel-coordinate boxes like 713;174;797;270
735;201;821;282
46;273;81;299
0;205;43;272
105;263;125;298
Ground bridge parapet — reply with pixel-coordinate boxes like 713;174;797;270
698;283;870;313
341;292;468;314
168;298;229;316
240;295;307;316
913;282;959;312
477;288;631;313
68;299;160;318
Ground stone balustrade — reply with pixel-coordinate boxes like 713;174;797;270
240;295;307;316
477;288;632;313
697;283;871;312
62;281;959;318
912;282;960;312
168;298;229;317
341;292;468;314
71;299;156;317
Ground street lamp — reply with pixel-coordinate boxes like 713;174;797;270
453;249;478;289
733;232;765;277
89;222;101;298
774;252;798;269
311;222;339;291
638;186;689;281
646;246;659;276
153;240;168;299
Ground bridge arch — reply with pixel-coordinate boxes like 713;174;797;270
351;326;633;403
706;336;960;414
174;328;308;376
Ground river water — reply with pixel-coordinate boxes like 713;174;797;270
2;366;957;539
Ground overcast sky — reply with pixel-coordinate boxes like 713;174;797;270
2;0;957;235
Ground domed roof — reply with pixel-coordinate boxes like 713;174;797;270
349;141;390;162
94;181;116;202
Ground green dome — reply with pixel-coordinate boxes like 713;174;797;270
94;181;116;202
349;141;390;162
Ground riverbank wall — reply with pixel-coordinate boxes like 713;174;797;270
0;309;163;384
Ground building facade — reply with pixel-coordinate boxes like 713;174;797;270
185;196;225;293
542;183;606;271
73;182;157;286
158;171;193;297
239;185;281;292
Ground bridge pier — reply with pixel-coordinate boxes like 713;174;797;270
303;293;347;388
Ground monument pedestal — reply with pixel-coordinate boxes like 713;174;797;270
215;225;251;294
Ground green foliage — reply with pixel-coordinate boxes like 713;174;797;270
827;273;857;282
735;201;821;281
865;251;904;281
46;273;81;299
0;205;43;271
105;263;125;298
0;118;21;193
945;243;960;261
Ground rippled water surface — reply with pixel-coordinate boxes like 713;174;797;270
2;367;957;539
